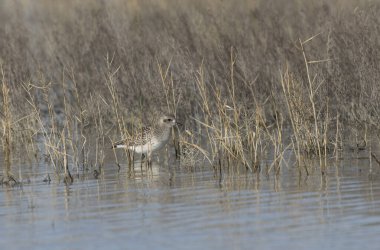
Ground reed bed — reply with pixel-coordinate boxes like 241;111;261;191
1;0;380;184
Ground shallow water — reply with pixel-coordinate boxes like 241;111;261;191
1;150;380;250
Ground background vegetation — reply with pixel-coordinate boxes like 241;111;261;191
1;0;380;183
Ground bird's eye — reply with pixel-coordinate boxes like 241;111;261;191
165;119;172;122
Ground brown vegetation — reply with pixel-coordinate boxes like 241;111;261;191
1;0;380;183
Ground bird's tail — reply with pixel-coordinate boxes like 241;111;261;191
111;142;127;149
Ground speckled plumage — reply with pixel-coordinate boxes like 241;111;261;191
113;115;176;156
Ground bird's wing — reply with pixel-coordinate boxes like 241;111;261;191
130;127;153;146
113;127;152;147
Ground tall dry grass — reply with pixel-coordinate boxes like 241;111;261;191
1;0;380;182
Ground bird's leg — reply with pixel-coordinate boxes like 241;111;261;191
140;153;144;171
146;143;152;170
147;152;152;169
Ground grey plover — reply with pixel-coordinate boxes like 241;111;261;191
112;114;177;162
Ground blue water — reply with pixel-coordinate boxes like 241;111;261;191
1;157;380;250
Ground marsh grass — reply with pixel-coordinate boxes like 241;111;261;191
0;66;17;185
1;0;380;183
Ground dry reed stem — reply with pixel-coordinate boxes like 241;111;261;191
62;129;73;185
299;37;323;168
1;66;17;185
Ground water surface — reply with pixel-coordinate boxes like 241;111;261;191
1;152;380;250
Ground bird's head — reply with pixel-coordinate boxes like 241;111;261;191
159;114;177;127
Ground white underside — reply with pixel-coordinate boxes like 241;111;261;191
115;130;170;155
129;136;169;154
